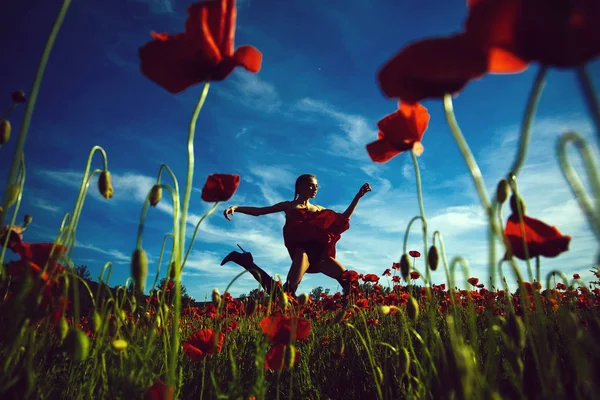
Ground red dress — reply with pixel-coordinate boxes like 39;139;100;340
282;207;350;269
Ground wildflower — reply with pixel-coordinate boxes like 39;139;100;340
145;380;174;400
409;250;421;258
382;268;391;276
139;0;262;94
465;0;600;68
201;173;240;202
409;271;420;280
366;102;430;163
259;313;311;344
573;273;581;280
265;344;299;371
467;277;479;286
504;213;571;260
182;328;225;362
362;273;380;282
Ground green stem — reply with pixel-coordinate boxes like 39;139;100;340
0;0;72;227
0;152;25;273
0;104;17;121
508;66;547;177
576;65;600;144
169;82;211;391
181;202;219;270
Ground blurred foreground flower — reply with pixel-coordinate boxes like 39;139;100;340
182;328;225;362
201;173;240;202
139;0;262;94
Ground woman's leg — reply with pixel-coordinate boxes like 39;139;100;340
312;256;352;295
285;248;311;295
221;251;276;293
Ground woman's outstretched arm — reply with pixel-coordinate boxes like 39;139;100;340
342;183;371;220
224;201;289;220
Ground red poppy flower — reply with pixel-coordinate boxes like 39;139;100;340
409;250;421;258
391;262;401;270
139;0;262;94
377;34;490;103
409;271;420;280
504;214;571;260
182;329;225;362
264;344;300;371
340;270;360;282
466;0;600;68
201;173;240;202
259;313;311;345
467;277;479;286
366;102;430;163
145;380;174;400
573;273;581;280
362;273;380;283
382;268;391;277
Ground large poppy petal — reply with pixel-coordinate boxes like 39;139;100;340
201;174;240;202
182;342;206;362
265;344;300;371
232;45;263;73
378;34;487;103
505;214;571;260
366;138;403;163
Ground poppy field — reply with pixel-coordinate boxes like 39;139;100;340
1;0;600;399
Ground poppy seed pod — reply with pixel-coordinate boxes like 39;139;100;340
279;291;289;310
131;248;148;292
0;120;11;145
496;179;510;204
427;245;439;271
400;254;411;280
111;339;128;352
149;184;162;207
91;311;102;334
380;305;391;315
509;194;526;216
98;170;114;199
406;295;419;322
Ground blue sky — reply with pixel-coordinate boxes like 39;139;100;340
1;0;599;300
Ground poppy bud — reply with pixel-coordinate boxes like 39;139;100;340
298;293;309;306
168;261;177;280
91;311;102;334
496;179;510;204
5;183;20;209
279;290;289;310
509;194;526;216
58;317;69;342
427;246;439;271
23;214;32;227
398;347;411;375
111;339;128;352
98;170;114;199
505;312;526;350
131;248;148;292
400;254;411;281
149;184;162;207
68;329;90;363
380;305;391;316
0;120;10;145
212;288;222;307
11;90;26;104
406;296;419;322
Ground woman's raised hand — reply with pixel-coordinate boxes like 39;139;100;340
224;206;237;221
357;183;372;198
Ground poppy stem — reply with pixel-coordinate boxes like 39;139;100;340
0;0;72;229
0;104;17;121
410;151;432;294
169;81;211;390
508;66;547;178
576;65;600;144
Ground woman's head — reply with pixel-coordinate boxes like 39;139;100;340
294;174;318;200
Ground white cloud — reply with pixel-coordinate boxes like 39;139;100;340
216;70;282;113
30;198;61;214
74;241;133;265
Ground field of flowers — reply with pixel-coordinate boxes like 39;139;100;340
1;0;600;399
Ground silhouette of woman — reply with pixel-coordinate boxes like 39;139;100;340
220;174;371;296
